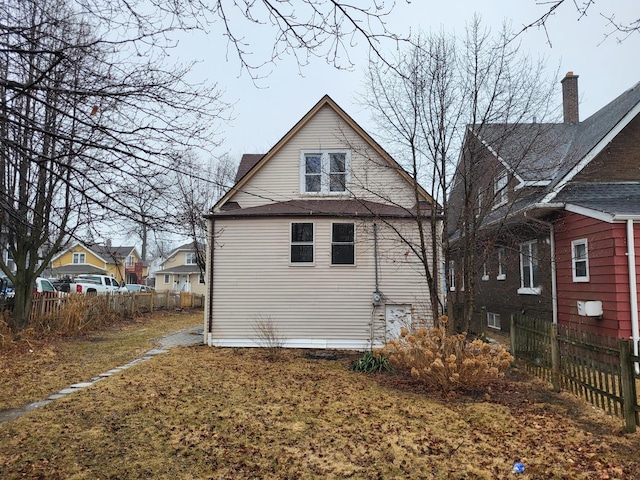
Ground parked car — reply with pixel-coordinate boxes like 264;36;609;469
121;284;154;293
70;274;122;294
0;276;14;298
34;277;57;294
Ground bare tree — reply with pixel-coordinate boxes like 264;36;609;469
0;0;226;330
522;1;639;44
1;0;409;331
362;16;558;332
170;153;238;278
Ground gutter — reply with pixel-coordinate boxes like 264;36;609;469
626;220;639;371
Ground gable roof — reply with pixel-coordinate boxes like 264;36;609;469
214;95;436;211
467;79;640;221
235;154;264;183
50;242;138;265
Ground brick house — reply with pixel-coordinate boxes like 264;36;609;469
448;73;640;346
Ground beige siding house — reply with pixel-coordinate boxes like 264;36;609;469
205;95;442;349
155;243;206;295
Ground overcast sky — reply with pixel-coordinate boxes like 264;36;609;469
177;1;638;162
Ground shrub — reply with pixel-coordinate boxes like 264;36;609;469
350;350;392;373
379;316;513;393
252;315;286;360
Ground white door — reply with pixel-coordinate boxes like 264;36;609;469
385;304;412;340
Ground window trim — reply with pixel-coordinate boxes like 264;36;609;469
448;260;455;291
163;274;170;284
571;238;590;282
185;252;197;265
518;240;541;295
493;171;508;209
300;150;351;195
72;252;86;264
290;221;315;266
481;262;489;281
487;311;501;330
497;248;506;280
331;222;356;266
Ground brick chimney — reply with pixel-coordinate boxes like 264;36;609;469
561;71;579;124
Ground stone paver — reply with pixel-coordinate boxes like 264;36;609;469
0;324;204;424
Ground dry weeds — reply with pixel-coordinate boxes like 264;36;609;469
0;310;202;409
1;342;638;479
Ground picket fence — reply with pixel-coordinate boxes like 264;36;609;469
509;313;640;433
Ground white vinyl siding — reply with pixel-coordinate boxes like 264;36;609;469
209;217;433;347
229;106;418;209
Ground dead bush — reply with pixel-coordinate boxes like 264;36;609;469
379;316;513;393
252;315;286;360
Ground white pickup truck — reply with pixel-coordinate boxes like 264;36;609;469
70;274;122;294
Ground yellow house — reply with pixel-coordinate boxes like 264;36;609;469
50;242;147;284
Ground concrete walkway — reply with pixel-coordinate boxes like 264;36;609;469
0;325;203;424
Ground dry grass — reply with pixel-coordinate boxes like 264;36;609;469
1;342;638;478
0;310;202;410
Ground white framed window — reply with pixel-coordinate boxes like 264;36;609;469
487;312;501;330
126;254;135;267
518;241;541;295
497;248;506;280
291;222;314;265
163;274;170;284
476;191;484;218
199;274;205;284
300;150;350;194
185;252;197;265
494;171;508;208
448;260;455;291
572;239;589;282
331;222;355;265
72;252;85;264
482;262;489;281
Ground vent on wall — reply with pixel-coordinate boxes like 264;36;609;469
577;300;603;317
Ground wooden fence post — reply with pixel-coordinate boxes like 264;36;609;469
619;339;637;433
510;314;516;358
550;323;561;392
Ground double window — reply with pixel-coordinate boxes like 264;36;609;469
301;150;350;194
487;312;501;330
126;254;135;267
572;239;589;282
518;241;540;295
72;252;86;264
291;222;314;264
290;222;355;265
331;223;355;265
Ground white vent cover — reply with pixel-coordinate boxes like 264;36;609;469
577;300;603;317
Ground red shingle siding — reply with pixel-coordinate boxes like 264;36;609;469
574;115;640;182
554;211;638;338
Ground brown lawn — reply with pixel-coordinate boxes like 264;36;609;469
0;313;638;479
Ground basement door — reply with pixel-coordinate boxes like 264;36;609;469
385;304;412;340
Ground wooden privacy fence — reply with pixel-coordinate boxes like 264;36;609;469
510;313;640;433
29;291;205;321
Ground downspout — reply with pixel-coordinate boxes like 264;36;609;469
626;219;639;370
206;216;215;346
550;224;558;325
370;222;380;349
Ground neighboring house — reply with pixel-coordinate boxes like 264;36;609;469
49;242;147;284
204;95;442;349
448;72;640;345
155;242;206;295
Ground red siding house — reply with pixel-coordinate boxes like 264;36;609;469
448;73;640;347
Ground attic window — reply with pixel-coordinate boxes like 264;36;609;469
301;150;350;194
72;253;85;264
493;172;508;208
